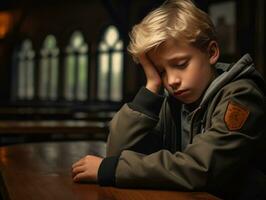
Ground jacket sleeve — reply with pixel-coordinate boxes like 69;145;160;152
106;87;165;157
97;87;166;186
114;80;266;194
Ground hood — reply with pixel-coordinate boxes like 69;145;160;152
200;54;266;107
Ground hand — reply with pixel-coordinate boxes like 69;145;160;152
138;53;162;94
72;155;103;183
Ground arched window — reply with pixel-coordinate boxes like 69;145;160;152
39;35;59;100
97;25;123;102
65;31;88;101
17;39;35;100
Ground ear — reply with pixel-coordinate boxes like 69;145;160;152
207;41;220;65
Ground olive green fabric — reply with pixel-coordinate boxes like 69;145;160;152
106;54;266;198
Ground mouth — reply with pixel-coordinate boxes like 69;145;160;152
173;89;189;96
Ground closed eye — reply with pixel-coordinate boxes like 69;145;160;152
174;60;188;69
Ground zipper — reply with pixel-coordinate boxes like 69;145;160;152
189;106;202;144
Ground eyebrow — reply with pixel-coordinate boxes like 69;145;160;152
166;55;190;63
147;54;190;71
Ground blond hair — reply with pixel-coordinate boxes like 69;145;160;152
128;0;217;61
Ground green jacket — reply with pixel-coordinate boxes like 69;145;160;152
98;54;266;199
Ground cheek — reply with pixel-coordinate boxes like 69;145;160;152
190;62;209;81
192;65;212;89
185;68;201;85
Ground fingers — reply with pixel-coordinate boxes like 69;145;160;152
71;156;90;181
138;53;153;66
138;54;152;71
73;171;87;182
72;165;85;178
72;158;85;178
72;156;88;168
138;53;160;78
71;155;101;183
137;53;162;94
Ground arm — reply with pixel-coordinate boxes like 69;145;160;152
107;87;165;157
72;53;165;183
107;53;165;156
102;80;266;193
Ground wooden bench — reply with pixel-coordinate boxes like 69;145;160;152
0;107;116;121
0;120;109;145
0;107;114;145
0;141;220;200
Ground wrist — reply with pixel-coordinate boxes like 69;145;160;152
146;82;161;94
95;158;103;181
98;156;120;186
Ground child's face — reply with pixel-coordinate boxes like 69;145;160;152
147;38;216;104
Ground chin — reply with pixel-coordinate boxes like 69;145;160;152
183;100;194;104
175;98;192;104
180;97;198;105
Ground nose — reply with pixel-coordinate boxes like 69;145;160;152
167;74;181;91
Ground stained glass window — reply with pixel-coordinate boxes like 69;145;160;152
65;31;88;101
39;35;59;100
17;39;35;100
98;25;123;102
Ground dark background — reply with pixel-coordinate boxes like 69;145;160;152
0;0;264;103
0;0;264;144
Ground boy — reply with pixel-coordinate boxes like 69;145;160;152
72;0;266;199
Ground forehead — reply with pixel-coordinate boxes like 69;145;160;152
147;38;196;62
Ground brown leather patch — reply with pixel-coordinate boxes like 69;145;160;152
224;101;250;131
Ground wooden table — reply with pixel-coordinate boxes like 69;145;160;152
0;141;220;200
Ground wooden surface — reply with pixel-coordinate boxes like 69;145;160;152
0;141;220;200
0;107;115;121
0;120;108;134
